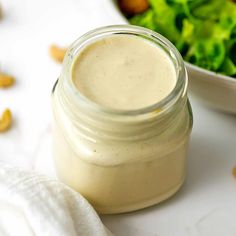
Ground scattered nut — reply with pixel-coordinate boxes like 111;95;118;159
49;45;67;63
232;166;236;179
0;72;15;88
118;0;149;15
0;109;12;132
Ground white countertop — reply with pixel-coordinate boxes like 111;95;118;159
0;0;236;235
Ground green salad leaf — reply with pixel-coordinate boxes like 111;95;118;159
130;9;157;31
128;0;236;77
185;39;225;71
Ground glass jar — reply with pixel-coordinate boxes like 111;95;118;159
52;25;193;214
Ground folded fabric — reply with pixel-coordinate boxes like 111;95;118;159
0;163;112;236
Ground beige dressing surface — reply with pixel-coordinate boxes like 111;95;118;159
72;35;176;110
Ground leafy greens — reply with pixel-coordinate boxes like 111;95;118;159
129;0;236;77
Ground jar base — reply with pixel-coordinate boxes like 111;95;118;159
97;179;185;215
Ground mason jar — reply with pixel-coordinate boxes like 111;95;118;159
52;25;193;214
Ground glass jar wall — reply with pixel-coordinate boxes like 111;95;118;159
52;25;193;214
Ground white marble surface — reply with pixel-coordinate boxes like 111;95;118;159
0;0;236;235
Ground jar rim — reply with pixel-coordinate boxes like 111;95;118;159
61;25;187;118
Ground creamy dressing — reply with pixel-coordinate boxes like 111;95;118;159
52;28;192;214
72;35;176;110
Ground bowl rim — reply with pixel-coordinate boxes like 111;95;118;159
107;0;236;84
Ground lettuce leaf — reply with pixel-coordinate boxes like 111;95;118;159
185;39;225;71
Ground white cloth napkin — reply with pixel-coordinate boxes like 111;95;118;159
0;163;112;236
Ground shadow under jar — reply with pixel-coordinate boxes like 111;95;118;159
52;25;193;214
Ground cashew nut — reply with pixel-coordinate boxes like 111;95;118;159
0;109;12;132
0;73;15;88
49;45;67;63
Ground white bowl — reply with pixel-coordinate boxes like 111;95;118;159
186;63;236;114
107;0;236;114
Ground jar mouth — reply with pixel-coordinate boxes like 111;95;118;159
61;25;187;118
